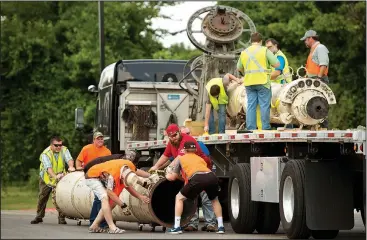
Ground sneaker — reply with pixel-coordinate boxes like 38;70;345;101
30;218;43;224
216;226;225;234
183;225;198;232
167;227;183;234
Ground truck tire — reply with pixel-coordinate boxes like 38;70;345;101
311;230;339;239
279;160;310;239
362;194;366;227
228;163;258;233
255;202;280;234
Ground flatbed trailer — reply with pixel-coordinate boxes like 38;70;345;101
127;129;366;239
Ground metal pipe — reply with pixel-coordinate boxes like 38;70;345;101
52;171;196;227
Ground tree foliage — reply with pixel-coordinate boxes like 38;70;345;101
1;2;365;184
0;1;173;184
219;1;366;128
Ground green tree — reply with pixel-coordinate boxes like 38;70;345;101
219;1;366;128
0;1;173;184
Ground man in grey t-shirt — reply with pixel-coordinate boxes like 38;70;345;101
301;30;330;129
300;30;330;83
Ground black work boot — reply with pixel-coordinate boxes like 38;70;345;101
30;218;43;224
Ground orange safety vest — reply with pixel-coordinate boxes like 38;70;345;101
178;153;210;184
306;42;328;76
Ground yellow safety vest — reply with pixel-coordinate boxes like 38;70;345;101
272;50;292;84
39;146;67;186
240;45;271;86
205;78;228;111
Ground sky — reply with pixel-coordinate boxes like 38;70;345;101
151;1;217;49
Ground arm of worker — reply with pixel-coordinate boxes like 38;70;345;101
165;158;181;181
75;148;85;170
41;154;58;179
204;101;212;132
318;66;327;78
125;186;150;203
63;148;75;172
149;154;170;171
316;45;329;78
225;73;242;85
266;49;280;69
136;169;150;178
75;160;83;170
106;189;124;206
270;56;285;80
103;175;126;207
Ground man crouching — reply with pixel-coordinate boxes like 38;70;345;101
85;156;150;234
165;141;225;234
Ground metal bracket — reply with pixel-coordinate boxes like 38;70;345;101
339;142;352;155
307;140;319;155
250;141;260;154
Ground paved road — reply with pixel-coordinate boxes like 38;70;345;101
1;209;365;239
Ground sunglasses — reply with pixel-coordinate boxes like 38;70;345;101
53;144;63;147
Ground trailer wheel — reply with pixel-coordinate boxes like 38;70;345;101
228;163;258;233
255;202;280;234
311;230;339;239
279;160;310;239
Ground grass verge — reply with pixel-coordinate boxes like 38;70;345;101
1;185;54;210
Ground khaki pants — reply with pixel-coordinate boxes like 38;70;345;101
35;178;65;220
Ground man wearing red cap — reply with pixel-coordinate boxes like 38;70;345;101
149;124;211;172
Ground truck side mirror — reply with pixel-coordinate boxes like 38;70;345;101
88;85;98;93
75;107;84;130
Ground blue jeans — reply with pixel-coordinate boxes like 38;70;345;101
246;85;271;130
209;104;226;134
187;191;216;228
89;195;107;228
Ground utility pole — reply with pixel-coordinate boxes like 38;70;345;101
98;1;105;74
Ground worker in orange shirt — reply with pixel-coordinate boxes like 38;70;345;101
165;141;225;234
76;131;112;229
85;155;150;234
76;132;111;169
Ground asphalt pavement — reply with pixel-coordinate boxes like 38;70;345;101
1;209;365;239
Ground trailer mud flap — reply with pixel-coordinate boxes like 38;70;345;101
305;160;354;230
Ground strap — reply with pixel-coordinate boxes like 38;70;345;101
244;46;270;74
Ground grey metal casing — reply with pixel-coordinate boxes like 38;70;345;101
250;157;285;203
119;82;195;150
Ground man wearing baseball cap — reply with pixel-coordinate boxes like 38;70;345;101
300;30;330;84
149;124;211;172
76;131;112;229
165;141;225;234
301;29;330;129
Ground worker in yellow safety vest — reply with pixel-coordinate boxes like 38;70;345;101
30;136;75;225
265;38;293;84
204;73;242;134
237;32;280;130
253;38;294;130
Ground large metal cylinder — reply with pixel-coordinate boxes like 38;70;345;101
52;171;196;227
226;78;336;127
